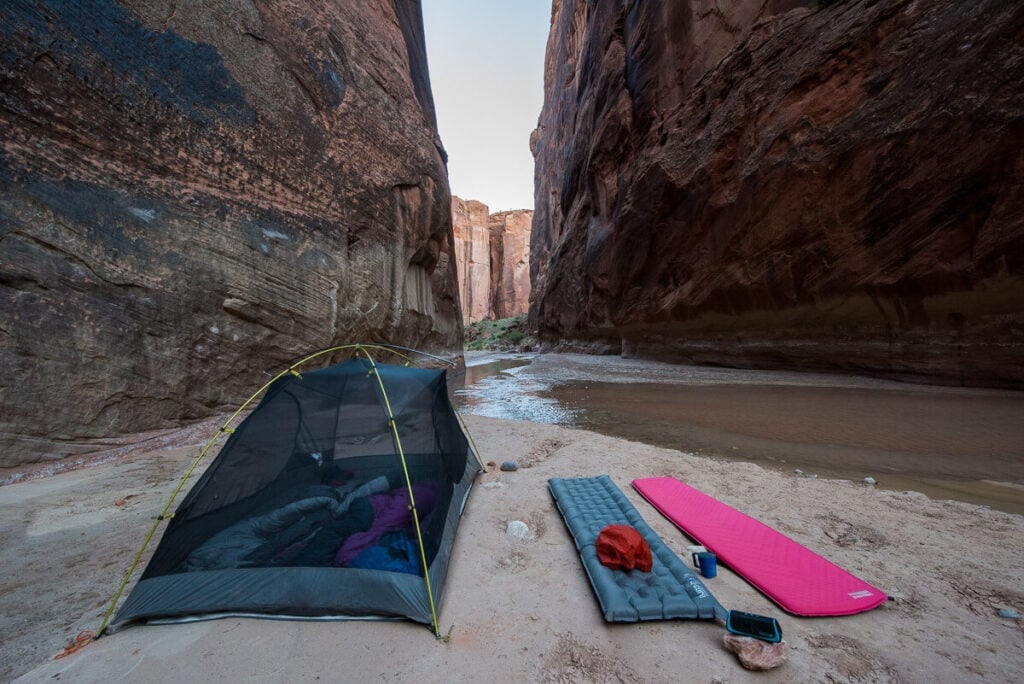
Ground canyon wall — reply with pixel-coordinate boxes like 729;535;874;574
0;0;459;467
451;196;532;324
531;0;1024;388
452;197;492;323
489;209;533;319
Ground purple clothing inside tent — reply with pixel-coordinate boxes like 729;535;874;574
334;482;439;566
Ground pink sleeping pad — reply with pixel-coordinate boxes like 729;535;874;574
633;476;887;616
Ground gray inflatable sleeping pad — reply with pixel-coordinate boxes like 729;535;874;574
549;475;726;622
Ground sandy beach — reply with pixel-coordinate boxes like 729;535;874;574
2;411;1022;682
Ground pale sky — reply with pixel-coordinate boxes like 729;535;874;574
422;0;550;212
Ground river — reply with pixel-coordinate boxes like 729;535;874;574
451;352;1024;515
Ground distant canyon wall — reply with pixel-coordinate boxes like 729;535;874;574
531;0;1024;387
451;196;532;324
0;0;459;466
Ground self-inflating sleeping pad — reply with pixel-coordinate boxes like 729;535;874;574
633;476;888;616
548;475;725;622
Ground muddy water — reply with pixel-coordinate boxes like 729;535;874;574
454;353;1024;515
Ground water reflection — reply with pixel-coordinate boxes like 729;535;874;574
452;354;577;425
454;352;1024;514
451;353;534;389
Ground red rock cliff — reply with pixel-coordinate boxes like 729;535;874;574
531;0;1024;387
0;0;459;466
489;209;533;320
451;196;532;323
452;196;492;323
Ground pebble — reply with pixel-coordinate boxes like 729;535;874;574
500;460;519;472
506;520;531;539
482;482;505;489
863;477;877;485
997;608;1021;620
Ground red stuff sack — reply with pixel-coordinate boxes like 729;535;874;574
595;524;653;572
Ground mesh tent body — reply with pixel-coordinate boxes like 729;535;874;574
113;356;480;631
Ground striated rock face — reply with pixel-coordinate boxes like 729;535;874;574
451;196;532;323
489;209;533;319
531;0;1024;387
0;0;459;467
452;196;493;323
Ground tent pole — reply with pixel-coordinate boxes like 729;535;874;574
360;346;444;638
94;361;296;637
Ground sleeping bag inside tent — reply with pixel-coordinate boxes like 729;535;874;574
111;353;481;635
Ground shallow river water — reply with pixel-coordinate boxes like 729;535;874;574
452;352;1024;515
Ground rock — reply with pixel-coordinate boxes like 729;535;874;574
506;520;531;539
452;197;494;324
723;634;789;671
0;1;460;467
530;0;1024;389
488;209;533;319
997;608;1021;620
794;469;804;476
500;460;519;472
482;482;505;490
864;477;877;485
451;196;532;324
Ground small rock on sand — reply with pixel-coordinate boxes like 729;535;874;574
506;520;530;539
723;634;789;670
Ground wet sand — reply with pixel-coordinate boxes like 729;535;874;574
456;353;1024;514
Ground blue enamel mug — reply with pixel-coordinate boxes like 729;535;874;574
692;551;717;578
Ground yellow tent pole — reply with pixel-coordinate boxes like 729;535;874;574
94;360;299;637
360;347;443;638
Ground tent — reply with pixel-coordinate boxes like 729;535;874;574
105;345;481;637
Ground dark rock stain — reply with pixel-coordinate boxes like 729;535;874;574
0;0;254;126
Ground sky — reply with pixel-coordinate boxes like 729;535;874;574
422;0;551;212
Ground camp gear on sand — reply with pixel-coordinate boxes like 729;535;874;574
633;476;887;616
595;524;653;572
108;347;481;638
548;475;725;622
692;551;717;578
726;610;783;643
